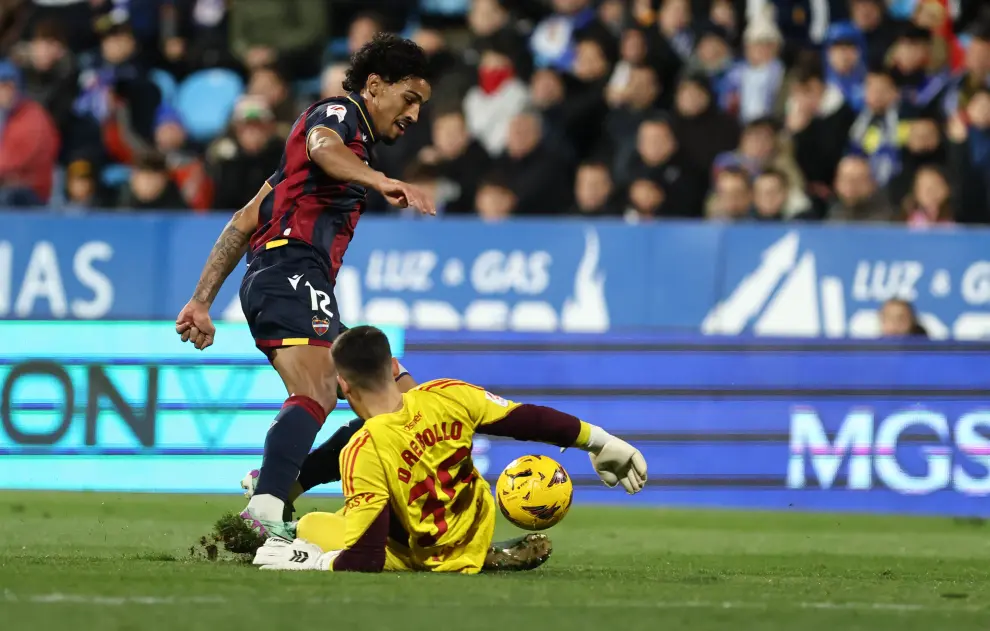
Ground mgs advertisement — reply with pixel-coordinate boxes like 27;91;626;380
1;213;989;517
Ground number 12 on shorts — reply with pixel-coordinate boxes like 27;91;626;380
305;281;334;318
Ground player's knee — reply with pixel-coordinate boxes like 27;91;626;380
280;379;338;417
290;383;337;418
297;511;346;552
313;391;338;417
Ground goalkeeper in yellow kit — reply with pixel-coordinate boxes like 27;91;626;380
252;326;648;574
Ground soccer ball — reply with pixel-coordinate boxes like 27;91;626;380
495;455;573;531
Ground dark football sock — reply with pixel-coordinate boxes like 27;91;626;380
254;395;326;502
297;417;366;491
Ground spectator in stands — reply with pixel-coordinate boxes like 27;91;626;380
0;58;58;206
671;73;739;177
117;152;187;210
626;115;705;217
886;117;945;205
707;0;738;46
571;159;619;215
914;0;965;71
21;0;97;55
71;12;161;165
154;105;212;211
721;8;785;123
229;0;326;80
63;158;102;209
715;117;777;175
605;65;661;176
683;22;734;91
416;109;490;214
208;96;281;210
18;19;76;137
714;117;810;214
529;0;602;71
561;31;613;160
159;0;235;79
413;24;469;104
752;168;789;221
773;0;838;48
625;177;664;221
787;61;857;204
247;65;294;138
606;27;651;109
944;21;990;115
946;88;990;223
464;34;529;157
889;25;951;115
653;0;693;90
496;110;572;213
475;171;516;221
105;0;161;58
849;66;908;188
468;0;511;41
899;164;953;226
320;62;348;99
347;12;385;59
465;0;530;80
879;298;928;337
707;167;751;220
824;24;866;113
849;0;900;67
597;0;624;35
828;155;894;221
0;0;30;58
529;67;571;151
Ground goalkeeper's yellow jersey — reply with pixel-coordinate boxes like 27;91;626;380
337;379;522;571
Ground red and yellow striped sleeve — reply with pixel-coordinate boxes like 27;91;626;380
333;429;390;572
419;379;585;448
417;379;521;428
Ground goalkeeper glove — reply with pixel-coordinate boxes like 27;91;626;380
588;437;647;494
571;423;647;494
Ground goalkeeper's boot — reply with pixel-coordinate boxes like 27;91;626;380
483;533;553;572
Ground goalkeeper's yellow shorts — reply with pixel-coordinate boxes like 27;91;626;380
296;494;495;574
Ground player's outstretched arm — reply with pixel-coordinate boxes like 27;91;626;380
308;127;435;215
486;404;647;495
175;183;267;350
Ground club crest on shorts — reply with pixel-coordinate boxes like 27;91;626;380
312;316;330;336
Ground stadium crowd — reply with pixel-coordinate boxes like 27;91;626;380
0;0;989;225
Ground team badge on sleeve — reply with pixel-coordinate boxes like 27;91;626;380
312;316;330;336
326;104;347;123
485;391;509;407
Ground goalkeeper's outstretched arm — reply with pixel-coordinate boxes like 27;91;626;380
478;403;648;495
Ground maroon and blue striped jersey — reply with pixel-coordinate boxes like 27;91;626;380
249;92;377;280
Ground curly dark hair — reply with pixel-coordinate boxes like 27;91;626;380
342;33;430;93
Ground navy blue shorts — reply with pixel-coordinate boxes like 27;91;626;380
239;243;342;355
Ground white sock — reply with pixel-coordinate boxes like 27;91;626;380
247;494;286;522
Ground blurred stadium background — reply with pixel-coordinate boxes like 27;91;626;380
2;0;990;521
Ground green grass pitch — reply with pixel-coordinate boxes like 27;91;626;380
0;491;987;631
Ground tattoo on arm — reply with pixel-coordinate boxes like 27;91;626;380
191;216;251;305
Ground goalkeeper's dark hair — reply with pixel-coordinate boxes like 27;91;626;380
343;33;430;93
331;325;394;391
